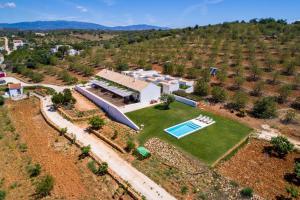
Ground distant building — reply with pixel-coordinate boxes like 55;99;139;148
13;40;24;50
51;45;80;56
8;83;23;97
35;32;46;37
122;69;194;94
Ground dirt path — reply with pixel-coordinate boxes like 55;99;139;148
8;99;89;199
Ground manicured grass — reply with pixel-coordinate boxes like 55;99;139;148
126;102;252;165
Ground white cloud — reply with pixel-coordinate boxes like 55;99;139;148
0;2;16;8
76;5;88;12
182;0;224;16
101;0;115;6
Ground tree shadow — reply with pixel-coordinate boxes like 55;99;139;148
262;146;287;159
284;173;300;186
154;104;168;110
276;195;292;200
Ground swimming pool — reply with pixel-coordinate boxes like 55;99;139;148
164;120;202;139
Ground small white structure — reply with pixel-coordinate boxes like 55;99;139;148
35;32;46;37
8;83;23;97
122;69;194;94
96;69;161;103
51;45;80;56
13;40;24;50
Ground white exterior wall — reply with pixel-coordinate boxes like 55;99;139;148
75;86;139;130
174;95;198;107
139;83;161;103
162;83;179;94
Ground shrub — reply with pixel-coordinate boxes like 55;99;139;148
27;163;41;177
60;127;67;135
252;97;277;119
0;190;6;200
278;84;292;103
111;130;118;140
97;162;108;176
180;186;188;195
283;110;296;124
228;91;248;110
87;160;98;174
35;175;54;198
211;86;227;103
291;97;300;110
286;185;299;198
240;187;253;198
294;162;300;179
125;139;135;153
194;79;210;96
160;94;175;109
270;136;294;157
81;145;91;157
19;143;28;152
89;116;105;130
0;96;4;106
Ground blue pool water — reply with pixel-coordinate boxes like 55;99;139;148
165;121;201;139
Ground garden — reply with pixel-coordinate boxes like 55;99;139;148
126;101;252;165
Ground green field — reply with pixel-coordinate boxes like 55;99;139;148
126;102;252;165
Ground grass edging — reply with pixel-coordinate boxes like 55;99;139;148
211;134;251;167
36;96;143;200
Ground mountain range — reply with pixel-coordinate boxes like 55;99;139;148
0;20;168;31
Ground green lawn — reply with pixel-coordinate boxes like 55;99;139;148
126;102;252;165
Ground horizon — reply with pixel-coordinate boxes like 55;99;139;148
0;0;300;28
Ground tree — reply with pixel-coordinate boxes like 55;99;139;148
294;162;300;179
283;110;296;124
125;139;136;152
160;94;175;109
229;91;248;110
216;69;227;85
200;68;211;82
26;163;41;177
89;116;105;130
278;84;292;103
211;86;227;103
251;81;264;96
51;92;64;107
62;89;76;105
175;65;185;77
194;79;210;96
80;145;91;157
58;45;69;58
240;187;253;198
97;162;108;176
35;175;54;198
283;60;296;76
0;96;4;106
252;97;277;118
249;65;262;81
233;75;245;90
0;190;6;200
163;62;174;75
116;63;129;71
270;136;294;157
271;71;280;85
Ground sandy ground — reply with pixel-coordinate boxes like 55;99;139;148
217;139;300;199
72;90;99;111
7;98;130;200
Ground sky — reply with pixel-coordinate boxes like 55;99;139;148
0;0;300;28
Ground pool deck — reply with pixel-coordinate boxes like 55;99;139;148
164;118;215;139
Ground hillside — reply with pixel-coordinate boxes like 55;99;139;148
0;20;167;31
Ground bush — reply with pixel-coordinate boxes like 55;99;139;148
252;97;277;119
87;160;98;174
211;86;227;103
89;116;105;130
97;162;108;176
270;136;294;157
240;187;253;198
283;110;296;124
81;145;91;157
27;163;41;177
294;162;300;179
19;143;28;152
286;185;299;198
180;186;188;195
194;79;210;96
125;139;136;153
0;190;6;200
35;175;54;198
0;96;4;106
60;127;67;135
160;94;175;109
228;91;248;110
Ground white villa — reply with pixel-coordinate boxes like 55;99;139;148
95;69;161;104
13;40;24;50
122;69;194;94
51;45;81;56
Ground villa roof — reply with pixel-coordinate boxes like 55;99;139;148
8;83;21;89
97;69;149;92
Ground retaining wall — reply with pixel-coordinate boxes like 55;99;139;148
174;94;198;107
75;86;139;130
